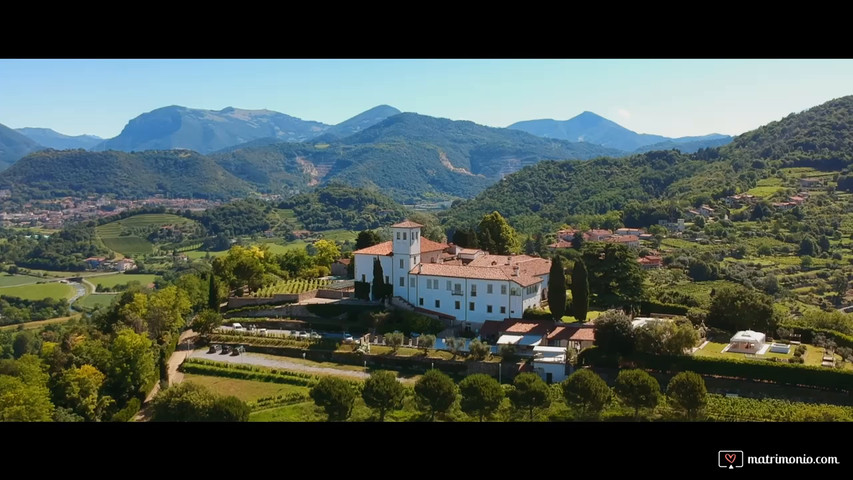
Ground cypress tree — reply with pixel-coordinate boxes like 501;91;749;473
571;259;589;322
208;274;219;312
547;256;567;322
372;257;386;302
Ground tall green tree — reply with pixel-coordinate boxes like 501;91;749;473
414;369;457;421
666;371;707;420
571;259;590;322
151;382;248;422
54;364;112;422
310;377;356;422
362;370;405;422
614;369;660;419
0;354;54;422
459;374;504;422
508;372;551;421
593;310;636;355
477;211;521;255
191;309;223;336
707;285;776;333
355;230;382;250
207;273;220;312
107;329;156;403
372;257;386;302
313;239;341;267
547;256;567;321
582;243;645;309
799;236;818;256
561;368;611;419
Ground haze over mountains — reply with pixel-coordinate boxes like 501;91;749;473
16;128;103;150
509;111;732;152
0;123;43;170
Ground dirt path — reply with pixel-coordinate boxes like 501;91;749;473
133;329;197;421
188;350;373;380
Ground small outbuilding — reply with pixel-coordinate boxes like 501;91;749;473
725;330;767;354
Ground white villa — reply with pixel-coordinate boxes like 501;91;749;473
353;221;551;327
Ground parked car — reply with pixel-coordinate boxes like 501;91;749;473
257;328;267;335
342;333;354;344
309;331;322;339
232;323;244;331
297;331;309;340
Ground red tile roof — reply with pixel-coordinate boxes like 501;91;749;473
413;263;544;287
505;321;550;335
548;325;596;342
335;258;351;265
352;238;448;256
549;240;573;249
391;220;424;228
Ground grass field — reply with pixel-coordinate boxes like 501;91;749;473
183;374;309;402
0;315;80;331
666;280;741;306
93;273;159;289
97;213;197;257
746;185;785;198
0;282;76;300
0;273;43;287
695;341;851;370
184;249;229;260
75;294;118;310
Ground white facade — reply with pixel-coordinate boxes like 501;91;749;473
353;222;549;326
532;346;571;384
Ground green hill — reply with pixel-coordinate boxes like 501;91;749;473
0;149;253;200
280;183;410;231
0;122;43;170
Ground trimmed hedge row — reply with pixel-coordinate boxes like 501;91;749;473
629;352;853;391
639;300;689;316
248;392;309;411
180;362;318;387
778;324;853;350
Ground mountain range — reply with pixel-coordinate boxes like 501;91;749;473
15;128;103;150
446;95;853;231
508;111;732;152
0;123;43;170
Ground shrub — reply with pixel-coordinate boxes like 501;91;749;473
110;398;141;422
795;345;807;357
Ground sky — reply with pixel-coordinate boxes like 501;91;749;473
2;59;853;139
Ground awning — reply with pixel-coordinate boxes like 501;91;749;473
497;334;523;345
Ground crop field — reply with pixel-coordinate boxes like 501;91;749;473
97;214;198;256
0;282;76;301
93;273;159;289
0;273;43;287
254;279;331;297
75;293;118;309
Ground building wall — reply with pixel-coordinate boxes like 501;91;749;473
533;360;570;384
354;254;393;289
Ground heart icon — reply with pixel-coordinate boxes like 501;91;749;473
725;453;736;464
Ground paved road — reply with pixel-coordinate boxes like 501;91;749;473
188;350;372;380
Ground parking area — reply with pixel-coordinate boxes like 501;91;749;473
217;324;355;343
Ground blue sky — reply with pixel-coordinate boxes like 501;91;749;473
2;59;852;139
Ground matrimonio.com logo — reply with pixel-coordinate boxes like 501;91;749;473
718;450;840;468
719;451;744;469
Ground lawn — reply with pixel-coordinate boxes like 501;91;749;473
0;282;76;300
93;273;159;289
0;273;43;287
746;185;784;198
184;249;229;260
75;293;118;310
694;341;851;370
183;373;309;403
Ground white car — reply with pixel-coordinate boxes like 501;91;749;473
342;334;354;344
296;331;310;340
232;323;245;331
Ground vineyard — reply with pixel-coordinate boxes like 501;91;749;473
253;279;331;297
705;394;853;422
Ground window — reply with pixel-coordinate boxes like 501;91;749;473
419;298;424;306
435;299;440;308
399;277;405;287
410;276;415;286
469;302;475;311
385;275;389;284
500;306;506;314
396;232;400;240
487;305;493;313
487;284;493;294
471;284;477;297
447;280;452;291
501;285;507;295
455;301;460;310
403;232;407;240
510;287;520;296
361;274;365;282
400;259;404;269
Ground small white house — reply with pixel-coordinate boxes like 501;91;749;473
726;330;767;354
532;346;571;384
